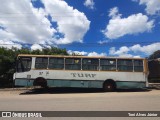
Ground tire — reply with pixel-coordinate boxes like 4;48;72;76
33;77;47;88
103;81;116;92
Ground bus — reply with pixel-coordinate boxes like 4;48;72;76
13;54;148;91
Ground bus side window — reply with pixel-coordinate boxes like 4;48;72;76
65;58;81;70
35;57;48;69
134;60;143;72
82;58;99;71
48;58;64;69
100;59;116;71
117;59;133;72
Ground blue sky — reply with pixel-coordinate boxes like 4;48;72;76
0;0;160;58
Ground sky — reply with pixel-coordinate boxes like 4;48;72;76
0;0;160;58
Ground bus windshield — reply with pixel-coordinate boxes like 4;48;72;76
16;57;32;72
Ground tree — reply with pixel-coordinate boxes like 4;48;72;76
0;46;69;87
148;50;160;60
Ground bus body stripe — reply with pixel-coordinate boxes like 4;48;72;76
14;79;146;89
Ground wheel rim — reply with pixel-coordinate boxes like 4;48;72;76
104;82;114;92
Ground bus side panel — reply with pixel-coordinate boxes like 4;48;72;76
47;80;70;87
89;81;103;88
15;79;27;86
116;81;146;89
14;70;147;89
47;79;103;88
15;79;34;87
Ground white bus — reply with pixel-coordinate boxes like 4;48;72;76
14;54;148;91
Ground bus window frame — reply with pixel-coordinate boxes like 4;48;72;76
48;57;65;70
16;57;32;72
134;59;144;72
117;59;134;72
65;58;81;70
100;58;117;71
35;57;48;69
82;58;99;71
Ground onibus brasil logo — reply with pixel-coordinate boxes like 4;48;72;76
2;112;42;118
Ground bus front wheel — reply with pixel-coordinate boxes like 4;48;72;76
33;77;48;88
103;80;116;92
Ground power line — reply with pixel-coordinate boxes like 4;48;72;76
0;41;160;47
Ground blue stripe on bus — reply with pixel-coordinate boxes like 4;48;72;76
14;79;146;89
116;81;146;89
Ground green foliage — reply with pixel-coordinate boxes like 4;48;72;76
0;47;68;87
0;56;11;75
0;47;68;60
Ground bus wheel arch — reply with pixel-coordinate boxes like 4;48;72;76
103;79;116;92
33;77;48;88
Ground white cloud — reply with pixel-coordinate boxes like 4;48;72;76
109;47;116;55
0;0;56;45
84;0;95;10
134;0;160;15
113;46;130;55
42;0;90;44
109;46;136;58
31;44;43;51
108;7;121;19
68;50;88;56
98;40;109;44
0;40;22;49
119;54;139;58
109;42;160;57
0;29;22;49
0;29;15;41
0;0;90;50
103;7;154;39
68;50;106;57
130;43;160;55
88;52;106;57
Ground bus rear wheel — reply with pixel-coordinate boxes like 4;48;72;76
103;81;116;92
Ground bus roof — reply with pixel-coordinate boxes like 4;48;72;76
17;54;145;60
